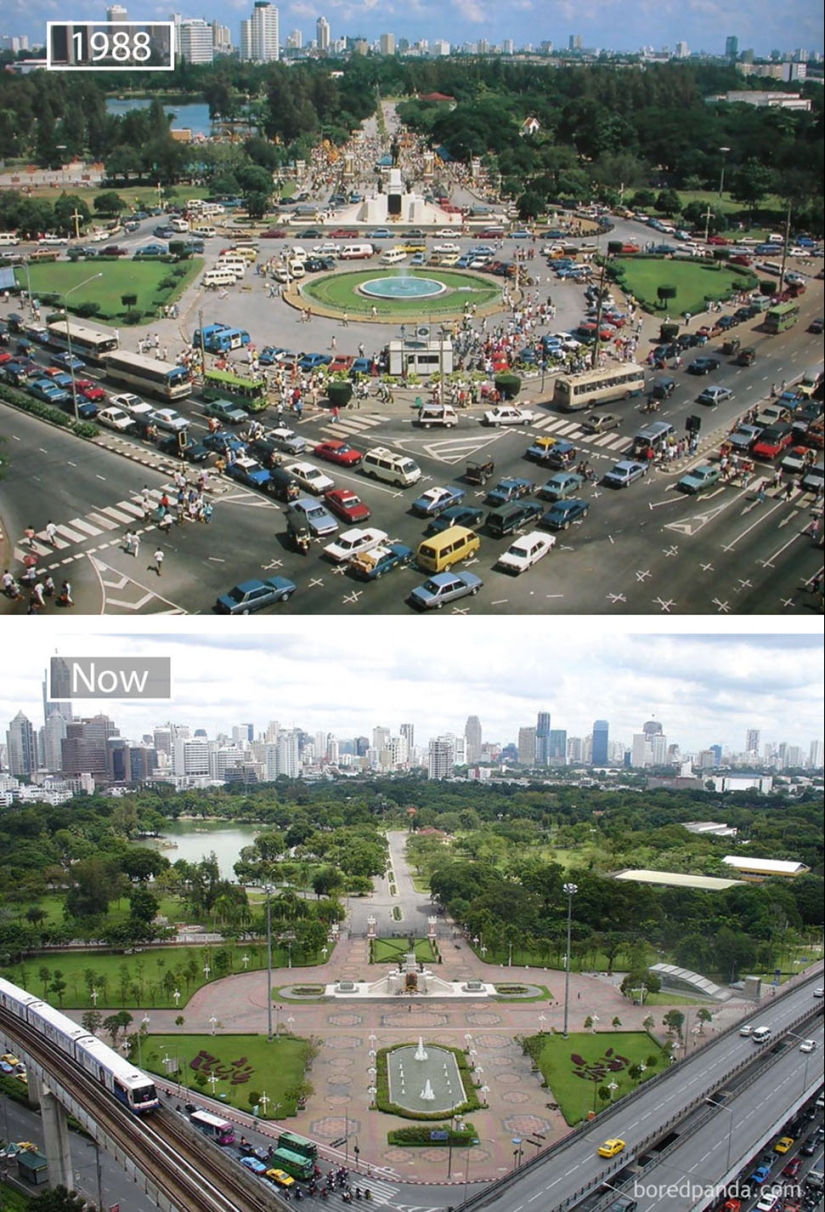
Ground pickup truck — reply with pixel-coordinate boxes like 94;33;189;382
350;542;414;581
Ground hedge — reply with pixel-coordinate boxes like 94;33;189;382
387;1122;478;1147
0;383;99;439
374;1044;480;1120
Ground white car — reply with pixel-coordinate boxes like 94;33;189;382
755;1189;782;1212
815;987;824;998
268;426;307;454
312;242;341;255
495;531;555;574
284;461;335;495
484;405;539;427
111;393;146;413
433;242;461;254
799;1039;817;1053
150;407;189;433
96;406;135;432
323;527;388;563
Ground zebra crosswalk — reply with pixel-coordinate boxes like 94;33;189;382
529;414;629;452
318;1175;399;1208
315;412;388;440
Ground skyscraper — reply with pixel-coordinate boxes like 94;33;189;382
536;711;551;765
179;19;215;63
592;719;609;765
6;711;37;776
427;738;453;779
379;32;395;55
106;4;128;20
518;726;536;766
316;16;330;50
465;715;482;764
725;35;739;59
643;719;663;739
400;723;414;754
240;2;279;62
746;729;760;753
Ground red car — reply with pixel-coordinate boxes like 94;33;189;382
329;228;358;239
75;379;107;402
782;1157;802;1179
314;440;364;467
707;235;729;246
730;254;753;266
752;423;794;460
324;488;371;523
0;351;13;365
328;355;354;374
259;229;286;238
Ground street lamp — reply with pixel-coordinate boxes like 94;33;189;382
538;1013;547;1033
286;1015;295;1035
209;1015;217;1035
718;147;731;199
203;963;211;981
264;884;274;1042
61;272;103;420
562;883;578;1039
706;1095;734;1174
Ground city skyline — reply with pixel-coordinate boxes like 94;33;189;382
1;0;823;59
1;627;822;756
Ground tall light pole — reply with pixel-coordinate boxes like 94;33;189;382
562;883;578;1039
718;147;730;199
264;884;273;1042
705;1096;734;1175
62;272;103;420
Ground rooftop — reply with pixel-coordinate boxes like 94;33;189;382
614;868;740;890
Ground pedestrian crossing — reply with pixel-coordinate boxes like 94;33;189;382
315;412;388;440
318;1175;399;1208
529;414;630;452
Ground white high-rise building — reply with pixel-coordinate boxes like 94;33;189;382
809;739;823;769
372;726;391;752
173;738;210;777
427;737;454;779
265;731;299;778
240;1;279;61
6;711;37;777
42;711;68;774
106;4;128;21
518;726;536;765
179;19;214;63
316;16;330;50
379;32;395;55
465;715;482;764
631;734;651;768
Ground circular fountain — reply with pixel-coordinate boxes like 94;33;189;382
358;276;448;300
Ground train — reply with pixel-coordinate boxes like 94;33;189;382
0;976;159;1115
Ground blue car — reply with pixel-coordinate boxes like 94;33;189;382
539;499;590;530
259;346;289;365
134;243;168;258
408;571;483;610
749;1164;771;1185
50;352;85;372
299;353;332;371
215;576;296;614
225;457;270;489
485;477;535;506
239;1156;268;1176
29;378;70;405
203;431;245;456
411;485;466;517
603;460;647;488
425;505;485;536
350;358;372;376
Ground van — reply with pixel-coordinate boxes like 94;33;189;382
760;261;783;276
287;258;306;279
418;403;459;429
416;525;480;573
215;258;246;278
190;224;216;238
362;446;422;487
379;248;408;266
169;218;189;233
203;268;238;288
0;233;19;247
752;1026;772;1044
232;244;258;262
631;420;676;457
339;243;375;260
485;501;541;538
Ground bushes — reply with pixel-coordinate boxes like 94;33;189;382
0;383;99;439
388;1122;477;1147
327;380;353;409
374;1044;480;1120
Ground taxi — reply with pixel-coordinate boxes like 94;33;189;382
598;1138;626;1158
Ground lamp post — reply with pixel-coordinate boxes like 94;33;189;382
286;1015;295;1036
705;1095;734;1174
209;1015;217;1035
562;883;578;1039
718;147;730;199
61;272;103;420
264;884;273;1042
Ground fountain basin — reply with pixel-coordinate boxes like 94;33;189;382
386;1044;465;1114
358;276;448;300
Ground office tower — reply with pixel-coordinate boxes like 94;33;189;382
286;30;302;48
725;35;739;59
42;711;68;773
650;734;669;765
61;716;117;779
569;34;582;50
6;711;37;777
240;2;279;62
745;729;760;753
643;719;663;739
518;726;536;765
631;734;651;768
173;737;210;777
379;32;395;55
43;667;73;726
592;720;609;765
465;716;482;764
179;19;214;62
106;4;128;20
536;711;551;765
372;726;391;752
400;723;414;753
212;22;232;53
567;736;583;763
809;740;823;769
548;730;567;763
316;16;330;50
674;41;689;58
428;737;454;779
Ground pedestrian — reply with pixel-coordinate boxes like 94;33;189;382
131;531;141;558
332;405;340;423
330;334;337;351
24;524;36;547
44;520;58;546
60;580;74;606
785;480;794;500
202;501;213;524
153;548;164;576
32;581;45;608
341;310;349;327
124;530;135;555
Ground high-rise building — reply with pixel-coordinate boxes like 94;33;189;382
536;711;551;765
518;726;536;765
643;719;663;739
631;733;651;768
6;711;37;777
173;737;210;777
106;4;128;21
725;35;739;59
373;726;391;753
427;737;454;779
240;2;279;62
212;22;232;54
465;716;482;764
42;667;73;727
592;719;609;765
400;723;414;755
809;740;823;769
569;34;582;50
674;41;689;58
548;730;567;763
62;716;117;780
379;32;395;55
179;19;215;63
746;729;760;753
316;16;330;50
41;711;68;773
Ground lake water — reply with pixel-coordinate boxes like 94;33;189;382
144;820;260;879
106;98;213;138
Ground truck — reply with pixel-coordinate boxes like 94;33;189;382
350;542;414;581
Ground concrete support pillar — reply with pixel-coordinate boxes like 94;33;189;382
27;1069;41;1109
39;1085;73;1190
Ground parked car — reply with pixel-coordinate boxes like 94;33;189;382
215;576;296;614
603;460;647;488
408;571;483;610
495;531;555;574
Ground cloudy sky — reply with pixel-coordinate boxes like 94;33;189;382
7;0;822;57
2;620;822;754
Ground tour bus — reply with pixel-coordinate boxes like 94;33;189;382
553;364;646;412
764;301;800;334
46;320;120;366
105;350;192;401
189;1110;236;1145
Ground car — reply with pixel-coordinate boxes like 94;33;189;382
581;412;621;434
323;488;370;524
324;526;389;563
698;385;733;407
313;440;364;467
74;379;107;403
258;346;289;365
726;423;763;451
739;1024;754;1036
134;243;168;258
110;392;145;413
412;485;467;517
225;456;270;488
327;355;354;375
483;405;539;427
814;987;824;997
749;1164;772;1184
410;252;427;265
96;406;135;432
425;505;485;536
203;431;245;457
752;424;794;460
496;531;555;574
603;460;647;488
1;1053;20;1067
284;460;335;495
157;433;210;463
687;356;721;375
266;1169;295;1189
202;398;249;425
408;571;483;610
365;228;392;240
539;499;590;531
598;1139;626;1159
677;464;723;495
350;541;415;581
50;351;85;372
755;1192;782;1212
537;472;585;501
807;317;824;334
535;439;577;469
782;1158;802;1178
260;228;287;239
485;477;535;506
800;1137;818;1156
299;352;333;372
28;378;70;406
150;407;189;433
526;436;561;462
287;498;338;538
240;1156;268;1175
799;1039;817;1053
774;1137;794;1154
266;426;307;455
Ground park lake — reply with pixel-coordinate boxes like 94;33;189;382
139;820;260;879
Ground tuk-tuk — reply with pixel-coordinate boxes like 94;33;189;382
465;458;495;485
736;346;756;366
286;517;311;555
722;337;741;356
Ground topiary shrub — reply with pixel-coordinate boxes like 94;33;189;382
494;372;521;401
327;380;353;409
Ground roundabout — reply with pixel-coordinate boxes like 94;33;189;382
299;266;502;320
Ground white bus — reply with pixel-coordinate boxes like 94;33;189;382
105;350;192;401
47;320;120;366
553;363;646;412
189;1109;235;1144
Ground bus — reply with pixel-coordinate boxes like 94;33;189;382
269;1147;315;1181
193;324;250;354
105;350;192;401
203;367;267;409
764;301;800;334
278;1132;318;1162
189;1110;236;1145
47;320;119;366
553;363;646;412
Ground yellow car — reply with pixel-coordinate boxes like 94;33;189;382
598;1138;626;1158
265;1169;295;1188
774;1136;794;1154
2;1053;20;1066
403;242;426;253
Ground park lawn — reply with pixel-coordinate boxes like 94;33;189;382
677;189;787;229
14;257;203;322
611;256;757;318
470;942;657;972
12;891;184;930
410;875;430;893
302;268;500;317
143;1032;307;1118
371;937;438;964
537;1031;665;1125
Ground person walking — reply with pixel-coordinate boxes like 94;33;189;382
60;580;74;606
44;520;58;546
153;548;164;576
124;530;135;555
24;524;36;547
32;581;46;608
141;485;152;518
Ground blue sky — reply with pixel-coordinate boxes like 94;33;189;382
2;624;822;753
5;0;823;56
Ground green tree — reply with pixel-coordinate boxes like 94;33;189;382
81;1010;102;1035
31;1186;91;1212
729;160;775;216
662;1009;684;1038
93;191;128;217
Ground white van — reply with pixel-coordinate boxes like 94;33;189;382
170;218;189;233
379;248;408;266
203;268;238;288
0;233;19;247
190;224;217;238
215;258;246;278
339;243;374;260
418;403;459;429
752;1026;772;1044
287;258;306;279
362;446;421;487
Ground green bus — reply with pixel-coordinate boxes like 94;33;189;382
278;1132;318;1162
203;368;268;410
764;301;800;334
269;1147;315;1181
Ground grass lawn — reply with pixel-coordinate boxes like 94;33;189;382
143;1032;307;1117
14;257;203;323
536;1031;665;1125
301;268;500;317
410;875;430;893
0;1185;30;1212
370;937;438;964
611;256;757;318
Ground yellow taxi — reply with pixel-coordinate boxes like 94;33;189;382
774;1136;794;1154
598;1138;626;1158
266;1169;295;1188
2;1053;20;1066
